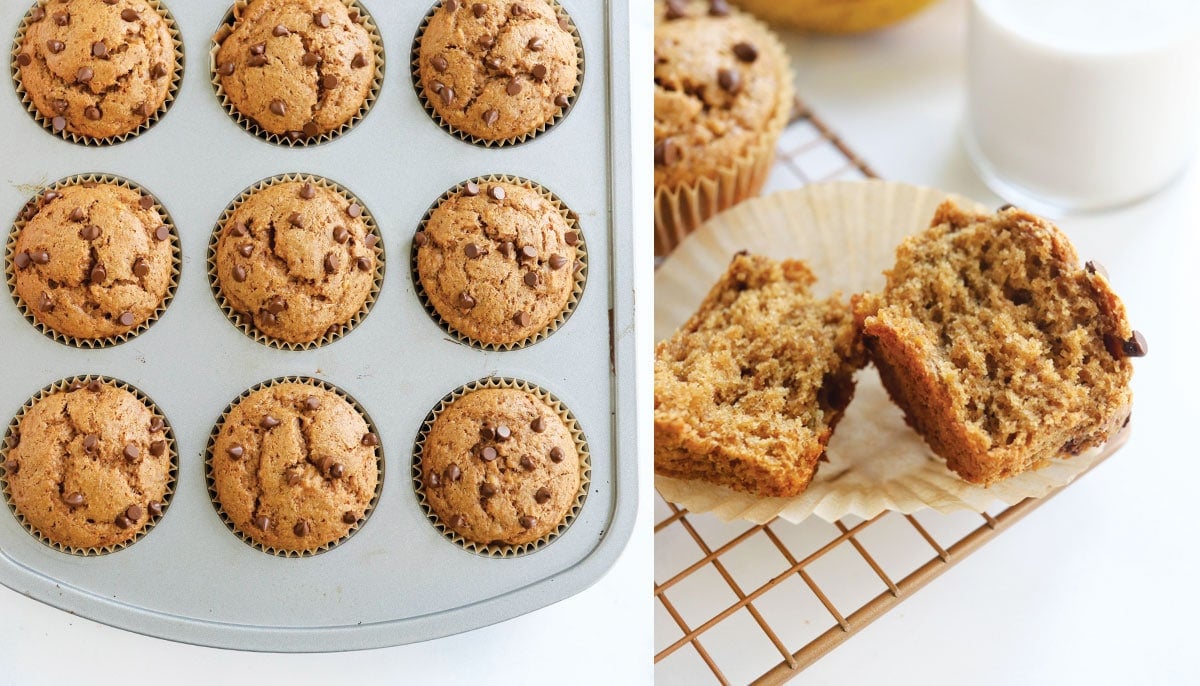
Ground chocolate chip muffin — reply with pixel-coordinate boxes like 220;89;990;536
654;0;793;255
8;179;177;343
13;0;180;142
208;381;380;554
414;179;580;347
212;177;380;346
420;385;581;548
1;378;174;552
416;0;580;143
213;0;379;142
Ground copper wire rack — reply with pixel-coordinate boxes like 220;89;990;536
653;102;1125;685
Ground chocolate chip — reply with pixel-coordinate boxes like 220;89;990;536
219;61;235;76
511;4;526;16
550;446;564;462
523;271;539;287
81;224;101;240
47;39;64;54
63;492;85;508
718;68;742;94
150;440;166;457
440;86;456;105
520;245;538;260
133;258;150;277
151;62;167;79
480;483;497;497
1085;260;1109;280
89;41;110;59
261;415;281;429
535;486;551;504
329;463;344;478
549;254;571;271
322;74;338;89
489;185;506;201
445;464;462;482
432;55;449;72
554;93;570;108
319;253;336;274
527;37;545;51
464;243;482;259
288;212;306;228
232;265;247;282
732;42;760;65
87;380;103;392
270;100;287;116
126;504;143;521
121;8;138;21
53;12;68;26
250;42;266;56
302;52;319;66
518;516;537;530
248;54;268;67
472;3;488;18
413;231;427;247
430;80;445;94
1124;330;1148;357
286;470;301;486
481;426;495;441
333;226;350;243
293;520;310;536
448;514;467;528
67;207;85;223
38;292;53;312
230;222;248;237
665;0;686;19
83;434;98;452
267;295;287;314
480;446;498;462
506;77;522;96
532;64;547;80
238;243;253;258
500;242;516;258
711;0;731;14
148;501;162;517
30;7;45;22
52;116;66;132
352;52;368;68
15;54;31;67
520;455;535;470
531;417;545;433
15;251;31;270
150;417;165;433
445;0;460;11
483;108;499;126
458;292;476;309
356;256;371;271
479;34;495;49
342;511;357;524
254;516;270;531
124;444;139;460
298;182;316;200
135;197;154;212
2;460;16;475
90;263;107;283
227;445;244;459
464;181;480;196
495;425;511;441
998;203;1015;211
114;515;132;529
272;24;289;36
362;432;380;447
427;472;441;487
118;311;135;326
654;138;679;167
347;203;362;218
136;102;153;117
76;66;93;83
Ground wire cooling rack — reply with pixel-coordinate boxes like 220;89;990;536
653;101;1125;685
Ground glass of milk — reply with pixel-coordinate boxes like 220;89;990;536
965;0;1200;213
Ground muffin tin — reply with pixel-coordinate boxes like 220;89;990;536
0;0;634;651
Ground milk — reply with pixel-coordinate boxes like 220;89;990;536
965;0;1200;213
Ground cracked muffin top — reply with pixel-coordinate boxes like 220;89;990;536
416;0;579;142
14;0;179;141
2;380;173;551
209;382;380;554
653;0;792;188
214;0;377;141
212;178;379;346
9;181;176;342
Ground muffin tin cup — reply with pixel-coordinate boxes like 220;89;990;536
0;375;180;557
210;0;386;147
410;0;585;148
411;173;587;351
652;9;794;257
4;173;183;349
412;376;591;559
204;375;385;559
9;0;185;146
207;172;386;351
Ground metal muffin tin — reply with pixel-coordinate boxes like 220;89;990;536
0;0;634;651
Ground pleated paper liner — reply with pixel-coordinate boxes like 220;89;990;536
207;173;386;351
5;173;182;349
412;377;591;559
410;174;587;351
0;375;179;557
210;0;385;147
410;0;584;148
204;376;385;559
9;0;184;146
652;8;793;257
655;180;1120;525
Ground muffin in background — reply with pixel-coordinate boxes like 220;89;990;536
654;0;793;256
733;0;938;34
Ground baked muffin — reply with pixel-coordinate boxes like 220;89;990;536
13;0;180;142
212;178;380;346
654;0;793;255
852;202;1141;485
2;378;173;552
416;0;580;143
655;253;866;497
213;0;378;142
420;386;581;548
414;179;580;347
9;180;177;343
208;381;380;554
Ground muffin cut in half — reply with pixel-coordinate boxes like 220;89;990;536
654;252;866;497
853;201;1142;486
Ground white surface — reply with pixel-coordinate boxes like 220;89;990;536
0;3;654;685
661;0;1200;683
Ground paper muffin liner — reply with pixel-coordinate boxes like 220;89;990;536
655;180;1131;524
204;375;385;558
210;0;385;147
207;173;386;351
0;375;179;557
5;173;182;349
410;0;585;148
10;0;184;146
412;377;591;558
411;174;587;351
653;10;794;257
